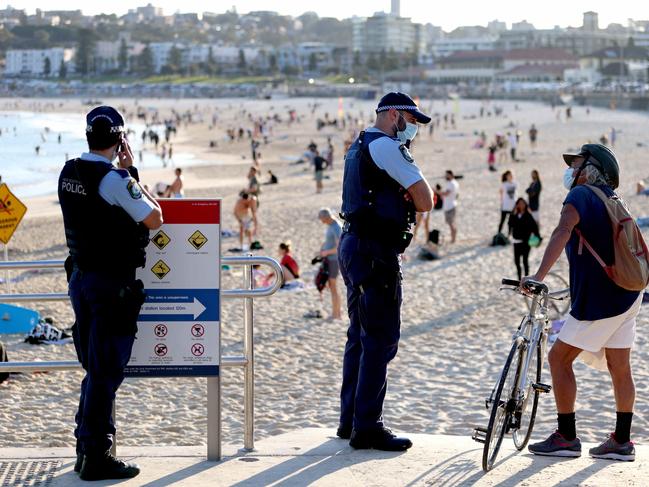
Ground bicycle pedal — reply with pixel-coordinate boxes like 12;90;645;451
472;427;487;444
532;382;552;393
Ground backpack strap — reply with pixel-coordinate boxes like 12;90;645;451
573;227;608;268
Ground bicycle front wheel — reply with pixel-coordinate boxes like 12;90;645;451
482;341;522;472
513;340;541;450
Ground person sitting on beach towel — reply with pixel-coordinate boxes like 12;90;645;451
262;241;300;287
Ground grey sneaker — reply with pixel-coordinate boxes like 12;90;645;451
589;434;635;461
528;431;582;457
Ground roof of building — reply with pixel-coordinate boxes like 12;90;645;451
583;46;649;59
497;63;576;77
439;48;577;63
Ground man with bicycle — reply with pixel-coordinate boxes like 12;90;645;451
524;144;641;461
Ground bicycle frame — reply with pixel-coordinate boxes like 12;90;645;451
512;291;551;414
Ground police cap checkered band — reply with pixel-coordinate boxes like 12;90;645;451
85;106;125;134
376;105;418;113
376;92;431;124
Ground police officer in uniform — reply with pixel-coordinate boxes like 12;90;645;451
337;93;433;450
58;106;163;480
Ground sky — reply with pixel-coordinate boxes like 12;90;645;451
9;1;649;31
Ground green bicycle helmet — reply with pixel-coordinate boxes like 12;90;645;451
562;143;620;189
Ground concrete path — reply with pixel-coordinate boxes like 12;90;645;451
1;429;645;486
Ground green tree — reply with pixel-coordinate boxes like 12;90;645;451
43;57;51;77
138;44;154;76
75;28;96;76
238;48;247;72
308;52;317;72
269;53;277;73
58;59;67;79
33;29;50;47
165;45;183;74
118;38;129;72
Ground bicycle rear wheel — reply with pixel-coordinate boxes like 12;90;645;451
513;340;541;450
482;342;521;471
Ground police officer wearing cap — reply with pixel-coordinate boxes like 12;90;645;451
337;92;433;451
59;106;163;480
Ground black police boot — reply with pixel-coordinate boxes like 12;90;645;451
349;427;413;451
74;452;83;473
79;452;140;481
336;424;352;440
74;440;83;473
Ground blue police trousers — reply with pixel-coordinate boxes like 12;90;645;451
338;232;402;432
69;269;138;456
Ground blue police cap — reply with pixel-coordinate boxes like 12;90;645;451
376;92;431;124
86;106;125;134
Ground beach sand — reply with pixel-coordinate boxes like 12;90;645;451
1;97;649;450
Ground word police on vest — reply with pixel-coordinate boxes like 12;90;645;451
61;178;86;195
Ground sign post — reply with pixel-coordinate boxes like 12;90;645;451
126;198;222;458
0;183;28;292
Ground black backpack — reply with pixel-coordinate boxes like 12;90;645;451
491;233;510;247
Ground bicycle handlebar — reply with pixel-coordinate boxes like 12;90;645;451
501;278;549;296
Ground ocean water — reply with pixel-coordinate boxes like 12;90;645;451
0;111;204;198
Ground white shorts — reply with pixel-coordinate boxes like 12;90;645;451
557;293;642;370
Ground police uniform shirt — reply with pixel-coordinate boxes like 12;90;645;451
365;127;424;189
79;152;157;222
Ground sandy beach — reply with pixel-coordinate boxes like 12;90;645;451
1;95;649;452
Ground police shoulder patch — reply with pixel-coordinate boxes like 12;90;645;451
399;144;415;163
127;178;142;199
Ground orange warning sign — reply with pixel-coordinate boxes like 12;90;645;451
0;183;27;244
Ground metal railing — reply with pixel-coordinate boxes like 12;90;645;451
0;256;283;461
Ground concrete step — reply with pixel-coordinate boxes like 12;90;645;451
0;428;645;486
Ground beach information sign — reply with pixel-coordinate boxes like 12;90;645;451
0;183;27;244
126;199;221;377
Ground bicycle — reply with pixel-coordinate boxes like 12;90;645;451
472;278;570;472
524;271;570;320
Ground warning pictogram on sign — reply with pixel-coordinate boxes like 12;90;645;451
154;343;168;356
191;324;205;337
151;260;171;279
152;230;171;250
0;183;28;244
188;230;208;250
191;343;204;356
154;324;168;337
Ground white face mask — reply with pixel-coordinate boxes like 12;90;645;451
395;114;418;144
563;167;575;190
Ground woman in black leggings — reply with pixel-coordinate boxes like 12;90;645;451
498;170;517;234
508;198;541;280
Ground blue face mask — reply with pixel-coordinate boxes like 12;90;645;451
395;114;418;144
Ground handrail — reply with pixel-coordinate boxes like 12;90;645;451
0;257;283;302
0;255;283;459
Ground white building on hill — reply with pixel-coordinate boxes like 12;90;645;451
5;48;74;76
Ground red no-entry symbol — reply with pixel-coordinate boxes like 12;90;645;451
191;324;205;337
154;344;168;356
191;343;204;356
154;324;168;337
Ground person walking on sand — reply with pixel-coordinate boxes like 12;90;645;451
318;208;342;320
440;169;459;243
498;170;517;234
314;149;329;193
508;197;540;280
526;170;542;224
526;144;642;461
337;92;433;451
234;191;258;251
